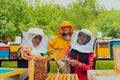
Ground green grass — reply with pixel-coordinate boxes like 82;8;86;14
1;60;114;73
49;61;57;73
1;61;58;73
96;60;114;70
1;61;17;68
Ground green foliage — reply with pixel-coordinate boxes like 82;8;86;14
0;0;120;41
96;10;120;38
0;0;33;39
0;19;16;36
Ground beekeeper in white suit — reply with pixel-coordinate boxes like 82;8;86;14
20;28;49;58
17;27;51;80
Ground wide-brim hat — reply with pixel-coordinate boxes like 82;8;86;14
28;28;44;35
58;21;75;35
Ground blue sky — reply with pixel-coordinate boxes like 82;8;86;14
41;0;120;10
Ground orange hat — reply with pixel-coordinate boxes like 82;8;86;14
61;21;72;27
58;21;75;35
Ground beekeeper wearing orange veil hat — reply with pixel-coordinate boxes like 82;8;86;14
48;21;75;60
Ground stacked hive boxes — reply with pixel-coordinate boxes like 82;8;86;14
110;40;120;59
10;43;20;59
95;40;111;59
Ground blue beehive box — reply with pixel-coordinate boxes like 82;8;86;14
0;46;10;59
110;40;120;59
0;68;14;74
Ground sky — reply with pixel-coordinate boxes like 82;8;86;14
96;0;120;10
41;0;120;10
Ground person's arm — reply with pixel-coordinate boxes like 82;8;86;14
70;53;94;71
78;53;94;71
48;37;57;55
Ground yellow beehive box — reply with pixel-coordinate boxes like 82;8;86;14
95;40;111;59
95;48;110;58
10;43;20;52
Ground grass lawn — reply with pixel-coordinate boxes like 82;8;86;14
1;61;58;73
1;60;114;73
95;60;114;70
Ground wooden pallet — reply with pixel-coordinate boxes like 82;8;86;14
46;74;79;80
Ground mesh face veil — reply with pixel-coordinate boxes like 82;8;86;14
77;32;91;45
71;30;96;53
21;28;49;56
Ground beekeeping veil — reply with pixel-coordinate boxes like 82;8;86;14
21;28;49;56
71;29;96;53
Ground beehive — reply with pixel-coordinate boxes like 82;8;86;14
10;43;20;52
96;46;120;76
46;74;79;80
10;43;20;59
0;46;10;59
95;40;110;58
113;46;120;74
110;41;120;58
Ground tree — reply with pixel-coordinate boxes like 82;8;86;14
96;10;120;38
